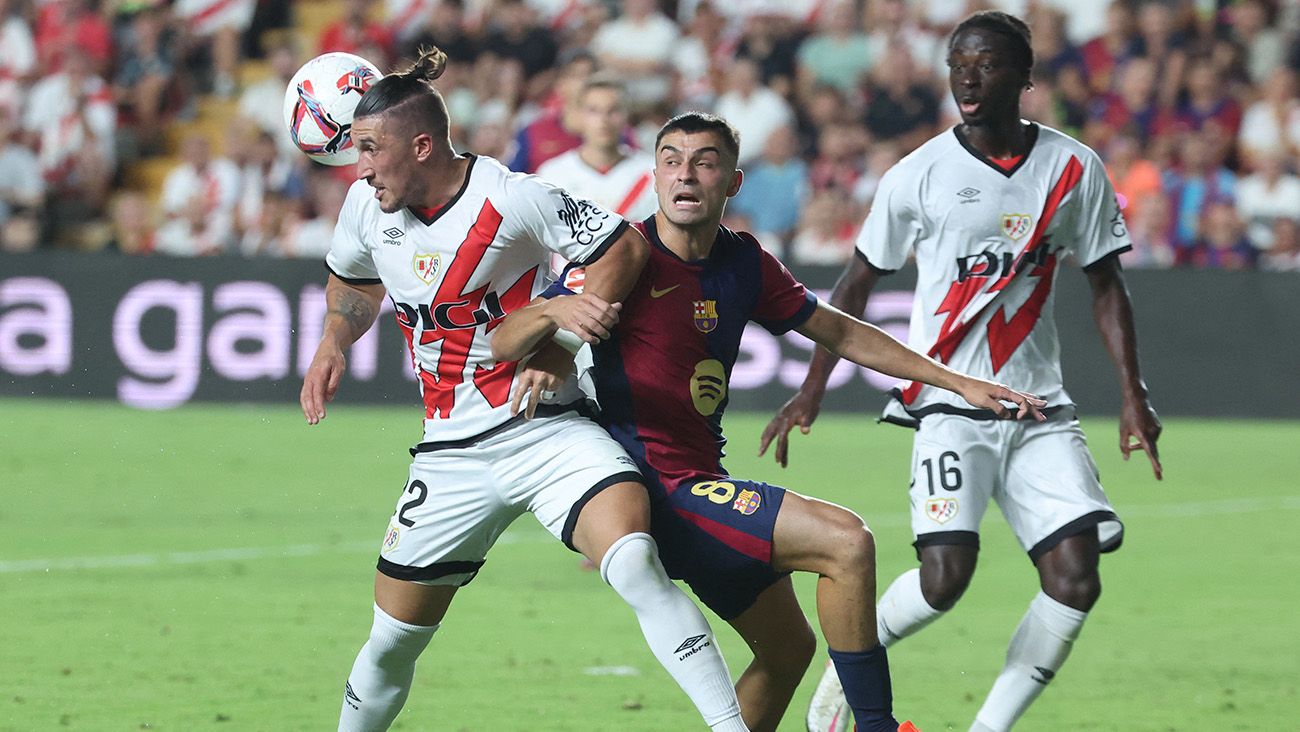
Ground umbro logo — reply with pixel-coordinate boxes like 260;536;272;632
674;635;707;653
1031;666;1056;685
344;681;362;710
958;188;980;198
674;634;712;660
382;227;405;246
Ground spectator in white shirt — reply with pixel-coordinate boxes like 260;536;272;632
589;0;680;109
22;47;115;209
1236;151;1300;254
155;134;241;256
713;56;794;168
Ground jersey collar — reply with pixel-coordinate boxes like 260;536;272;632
952;122;1039;178
407;153;478;226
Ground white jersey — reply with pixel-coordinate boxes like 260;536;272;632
327;154;627;443
857;123;1131;424
535;149;658;222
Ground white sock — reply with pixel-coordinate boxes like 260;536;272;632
338;604;439;732
600;532;747;731
876;568;944;647
971;591;1087;732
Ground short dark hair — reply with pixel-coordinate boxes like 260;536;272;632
655;112;740;163
950;11;1034;74
354;46;451;140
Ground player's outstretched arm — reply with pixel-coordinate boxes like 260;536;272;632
300;275;386;425
795;302;1047;421
490;226;649;362
760;256;878;467
1085;254;1163;479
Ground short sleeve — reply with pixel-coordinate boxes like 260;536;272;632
325;182;381;284
502;174;629;266
1066;150;1134;268
751;242;818;335
855;163;922;272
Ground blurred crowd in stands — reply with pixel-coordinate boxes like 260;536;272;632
0;0;1297;270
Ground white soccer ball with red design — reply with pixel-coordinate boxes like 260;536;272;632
283;52;382;166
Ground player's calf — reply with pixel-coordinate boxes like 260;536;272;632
600;532;749;731
338;604;439;732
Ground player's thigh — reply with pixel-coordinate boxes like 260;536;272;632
488;412;646;557
769;490;873;577
377;450;518;589
654;476;789;621
1001;419;1123;562
909;415;1002;555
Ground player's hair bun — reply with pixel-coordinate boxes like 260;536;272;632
405;46;448;83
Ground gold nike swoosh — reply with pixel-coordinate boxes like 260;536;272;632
650;284;681;299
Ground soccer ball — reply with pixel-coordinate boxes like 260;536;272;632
283;52;382;166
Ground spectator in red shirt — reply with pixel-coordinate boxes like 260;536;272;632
1079;2;1138;94
506;50;594;172
318;0;394;70
34;0;113;77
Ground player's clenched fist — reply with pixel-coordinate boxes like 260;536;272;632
543;292;622;343
300;344;347;425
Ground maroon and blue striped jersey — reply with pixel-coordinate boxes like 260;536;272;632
544;216;817;493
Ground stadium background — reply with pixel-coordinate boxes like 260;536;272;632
2;0;1298;730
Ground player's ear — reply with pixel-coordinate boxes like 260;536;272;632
411;132;434;163
726;168;743;198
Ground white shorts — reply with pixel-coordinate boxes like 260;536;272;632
908;411;1123;562
376;411;642;586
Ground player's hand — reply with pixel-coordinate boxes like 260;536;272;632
511;342;576;420
1120;398;1163;480
959;378;1047;421
300;343;346;425
758;388;824;468
544;293;621;344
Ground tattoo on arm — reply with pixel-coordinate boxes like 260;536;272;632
329;288;378;341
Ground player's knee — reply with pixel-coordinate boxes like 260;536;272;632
1043;572;1102;612
824;508;876;575
919;551;976;611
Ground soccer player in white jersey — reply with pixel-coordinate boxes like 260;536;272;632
300;48;749;732
536;74;658;223
761;12;1164;732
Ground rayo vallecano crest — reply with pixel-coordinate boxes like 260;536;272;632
413;253;441;284
925;498;959;524
1001;213;1033;241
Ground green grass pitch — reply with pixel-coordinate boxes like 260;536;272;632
2;399;1297;731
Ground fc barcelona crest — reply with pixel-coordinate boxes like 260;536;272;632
732;489;761;516
1001;213;1033;241
413;253;441;284
693;299;719;333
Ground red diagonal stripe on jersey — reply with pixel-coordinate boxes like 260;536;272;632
901;155;1084;404
417;200;505;419
614;172;653;216
987;253;1057;373
473;264;540;409
673;507;772;563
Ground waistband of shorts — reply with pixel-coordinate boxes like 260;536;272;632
409;400;596;455
881;388;1074;428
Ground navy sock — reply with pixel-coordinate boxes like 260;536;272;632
828;644;897;732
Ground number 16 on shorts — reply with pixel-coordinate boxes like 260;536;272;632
915;449;963;526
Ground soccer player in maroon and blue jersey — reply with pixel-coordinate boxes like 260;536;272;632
492;112;1047;732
